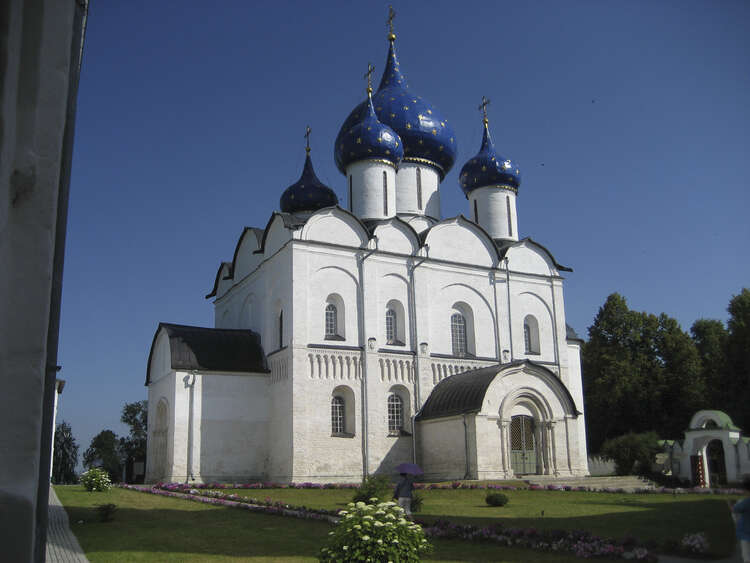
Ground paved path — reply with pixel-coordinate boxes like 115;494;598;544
46;486;88;563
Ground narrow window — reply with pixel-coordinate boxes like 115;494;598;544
383;171;388;215
385;308;396;344
349;175;353;211
451;313;467;357
331;396;345;434
387;394;403;434
474;199;479;223
524;315;539;355
278;310;283;348
506;196;513;237
325;304;338;338
416;167;423;210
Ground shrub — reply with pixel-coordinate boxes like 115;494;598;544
352;474;392;504
95;503;117;522
410;491;424;513
319;500;432;562
485;492;509;507
80;467;112;492
600;432;661;476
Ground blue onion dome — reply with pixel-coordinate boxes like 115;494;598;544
335;35;457;178
459;110;521;197
280;134;338;213
334;91;404;174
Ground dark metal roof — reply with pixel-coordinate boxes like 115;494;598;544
566;323;583;342
416;360;580;421
416;363;501;421
145;323;269;385
205;261;233;299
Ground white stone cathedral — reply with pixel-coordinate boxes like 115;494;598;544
145;20;590;484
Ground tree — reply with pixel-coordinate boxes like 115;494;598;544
691;318;729;406
83;429;122;482
582;293;706;452
52;421;79;484
119;400;147;482
726;288;750;429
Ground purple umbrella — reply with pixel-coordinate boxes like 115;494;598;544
395;463;423;475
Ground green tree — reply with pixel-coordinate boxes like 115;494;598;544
83;429;122;482
52;421;79;484
582;293;706;451
119;400;147;464
726;288;750;429
691;318;729;406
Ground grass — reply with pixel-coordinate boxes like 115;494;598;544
220;487;741;557
55;485;584;562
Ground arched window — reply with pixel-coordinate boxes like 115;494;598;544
387;394;403;435
325;304;338;339
474;199;479;223
331;396;345;435
349;175;353;211
383;171;388;215
416;167;423;210
451;313;467;357
524;315;540;355
385;308;396;344
278;310;284;348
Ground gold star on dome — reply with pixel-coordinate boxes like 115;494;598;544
406;123;411;129
403;106;409;110
356;138;362;144
427;109;432;114
431;129;437;135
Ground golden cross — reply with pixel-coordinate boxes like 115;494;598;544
387;6;396;40
479;96;491;124
364;63;375;94
304;126;311;154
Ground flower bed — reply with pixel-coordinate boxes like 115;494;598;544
153;480;743;495
418;519;657;561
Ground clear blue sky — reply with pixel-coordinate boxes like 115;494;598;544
59;1;750;461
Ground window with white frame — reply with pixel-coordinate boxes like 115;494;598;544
325;304;338;339
385;308;396;343
331;396;345;434
523;315;540;355
387;393;403;435
451;312;467;357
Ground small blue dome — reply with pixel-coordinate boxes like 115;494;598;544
335;95;403;174
335;40;457;178
459;120;521;197
280;151;338;214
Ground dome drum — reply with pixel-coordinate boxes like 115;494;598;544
346;160;397;220
468;187;518;241
394;161;441;219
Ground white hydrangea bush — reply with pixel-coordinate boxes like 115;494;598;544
79;468;112;492
319;498;431;562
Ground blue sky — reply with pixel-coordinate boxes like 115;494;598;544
59;1;749;461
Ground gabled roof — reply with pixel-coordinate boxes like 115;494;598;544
495;237;572;272
416;360;580;421
145;323;269;385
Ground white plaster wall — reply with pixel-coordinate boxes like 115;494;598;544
512;287;556;363
395;162;440;219
347;160;397;220
198;374;269;481
301;208;368;247
145;372;176;483
425;219;496;268
267;353;293;481
418;417;468;480
505;243;555;276
468;187;518;241
376;268;411;350
306;257;360;347
400;214;435;235
373;222;418;255
233;229;263;281
264;215;293;258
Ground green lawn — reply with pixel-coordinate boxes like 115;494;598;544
55;485;583;562
221;487;741;557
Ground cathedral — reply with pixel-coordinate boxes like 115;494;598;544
145;16;589;484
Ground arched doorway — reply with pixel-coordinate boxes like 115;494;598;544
706;439;726;486
510;415;537;475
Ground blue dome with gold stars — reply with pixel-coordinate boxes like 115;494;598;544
335;39;457;178
280;149;338;214
459;118;521;197
335;94;403;173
